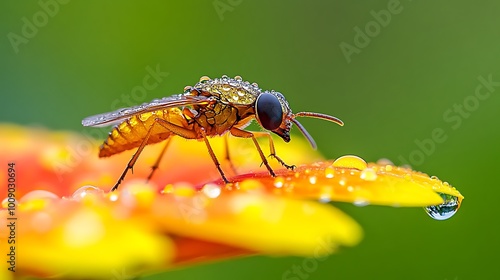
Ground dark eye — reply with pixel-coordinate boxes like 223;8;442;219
255;93;283;130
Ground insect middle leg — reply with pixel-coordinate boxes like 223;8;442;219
223;133;238;176
146;137;172;182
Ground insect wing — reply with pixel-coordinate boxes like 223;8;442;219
82;94;210;127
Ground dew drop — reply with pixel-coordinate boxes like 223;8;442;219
234;75;242;81
202;183;221;199
2;197;17;208
360;168;377;181
385;165;393;172
20;190;60;203
274;177;285;188
199;76;210;83
308;176;317;185
332;155;367;170
377;158;394;166
324;166;335;178
353;199;369;207
424;193;461;220
71;185;104;201
183;86;192;92
430;175;439;181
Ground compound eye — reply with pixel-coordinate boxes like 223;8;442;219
255;93;283;130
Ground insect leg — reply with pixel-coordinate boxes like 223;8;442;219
229;128;276;177
223;133;238;176
153;119;230;183
200;128;230;183
113;118;197;191
112;120;160;191
251;131;295;170
146;137;172;182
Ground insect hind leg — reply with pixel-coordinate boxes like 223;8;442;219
146;137;172;182
112;118;197;191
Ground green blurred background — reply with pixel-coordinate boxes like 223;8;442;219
1;0;498;279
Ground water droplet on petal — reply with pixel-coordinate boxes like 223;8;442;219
308;176;317;184
71;185;104;201
360;168;377;181
377;158;394;166
424;193;462;220
202;183;221;198
2;197;17;208
385;165;393;172
234;75;242;81
430;175;439;181
274;176;285;188
353;199;369;207
20;190;59;203
324;166;335;178
332;155;367;170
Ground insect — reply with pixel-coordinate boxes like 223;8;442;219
82;75;344;191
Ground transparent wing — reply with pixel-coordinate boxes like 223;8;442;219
82;94;211;127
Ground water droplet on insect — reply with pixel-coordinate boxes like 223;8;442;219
71;185;104;201
324;166;335;178
274;177;285;188
332;155;367;170
199;76;210;83
234;75;242;81
202;183;221;199
360;168;377;181
424;193;461;220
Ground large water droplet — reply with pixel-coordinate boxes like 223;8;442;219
424;193;461;220
332;155;367;170
71;185;104;201
202;183;221;198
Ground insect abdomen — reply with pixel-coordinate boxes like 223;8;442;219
99;108;188;157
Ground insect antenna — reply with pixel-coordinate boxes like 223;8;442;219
292;112;344;150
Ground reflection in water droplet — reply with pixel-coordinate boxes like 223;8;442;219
71;185;104;201
324;166;335;178
308;176;317;184
332;155;367;170
202;183;221;198
424;193;461;220
360;168;377;181
274;177;285;188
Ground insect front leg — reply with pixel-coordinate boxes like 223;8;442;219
229;128;277;177
251;131;295;170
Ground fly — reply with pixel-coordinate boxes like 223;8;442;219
82;75;344;191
